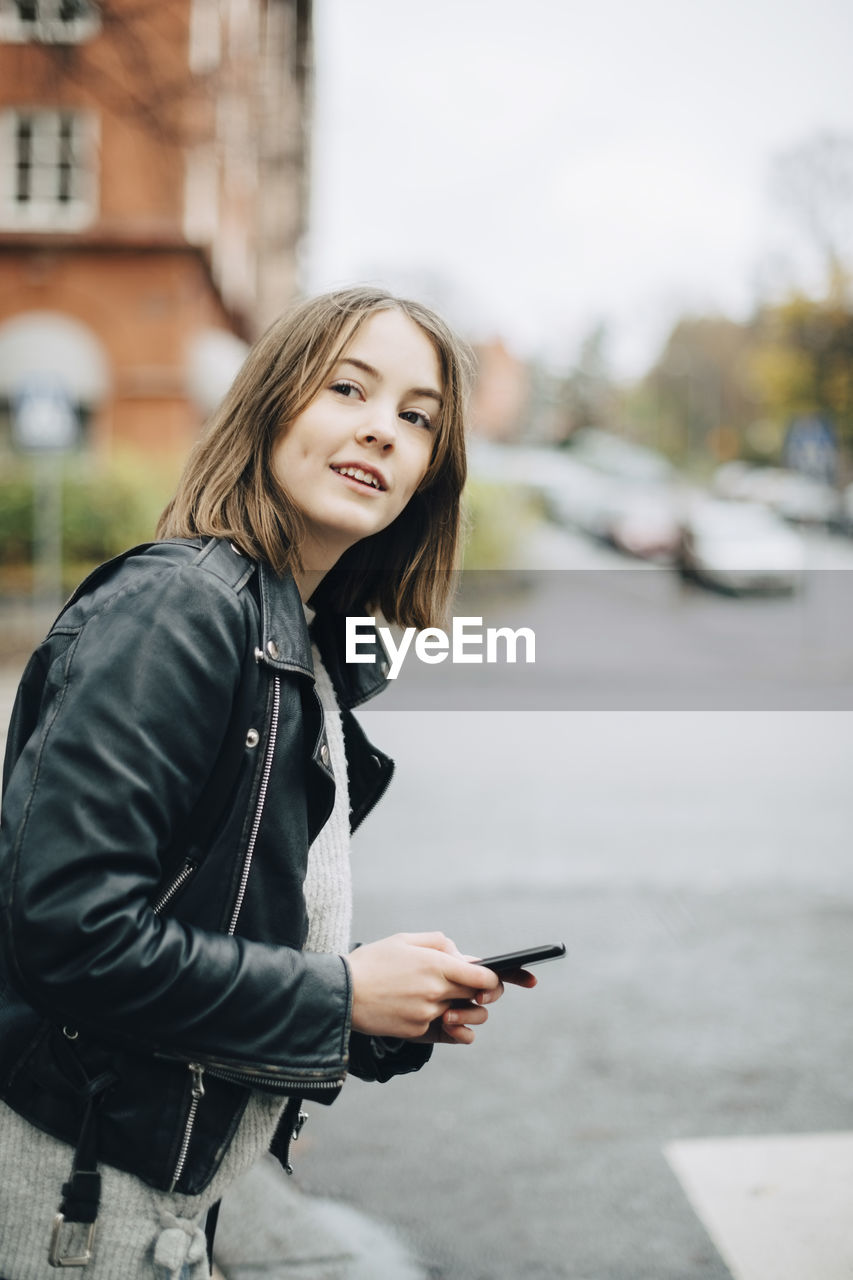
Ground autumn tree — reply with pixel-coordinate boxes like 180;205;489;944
750;293;853;461
629;316;762;467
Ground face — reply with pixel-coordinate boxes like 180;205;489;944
271;308;443;571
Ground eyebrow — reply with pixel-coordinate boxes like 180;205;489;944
338;357;443;405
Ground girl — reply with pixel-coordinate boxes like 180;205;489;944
0;287;534;1278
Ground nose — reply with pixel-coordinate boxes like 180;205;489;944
356;404;397;450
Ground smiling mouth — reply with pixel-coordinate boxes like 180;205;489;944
330;465;385;491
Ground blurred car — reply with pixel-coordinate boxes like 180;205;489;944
712;460;758;501
839;482;853;537
568;427;674;485
713;462;840;527
676;499;805;594
541;455;618;538
549;430;679;553
606;487;681;561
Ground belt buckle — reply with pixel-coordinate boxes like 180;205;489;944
48;1214;96;1267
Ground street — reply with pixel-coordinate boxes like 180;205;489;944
260;526;853;1278
283;705;853;1279
379;524;853;712
2;537;852;1279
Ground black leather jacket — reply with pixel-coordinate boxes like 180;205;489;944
0;537;429;1197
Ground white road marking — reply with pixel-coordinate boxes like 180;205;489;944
665;1132;853;1280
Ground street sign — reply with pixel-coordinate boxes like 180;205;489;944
11;375;78;452
783;414;838;485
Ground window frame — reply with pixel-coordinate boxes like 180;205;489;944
0;0;101;45
0;107;100;231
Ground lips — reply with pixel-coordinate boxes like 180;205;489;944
330;463;387;491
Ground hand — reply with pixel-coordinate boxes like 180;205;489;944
347;932;500;1041
429;962;539;1045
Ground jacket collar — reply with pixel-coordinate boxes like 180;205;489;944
255;557;314;676
255;558;389;710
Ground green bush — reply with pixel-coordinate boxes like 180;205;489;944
462;479;542;569
0;470;34;566
0;451;176;583
0;457;545;583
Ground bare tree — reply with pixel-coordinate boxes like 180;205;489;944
769;131;853;283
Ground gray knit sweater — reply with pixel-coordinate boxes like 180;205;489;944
0;644;352;1279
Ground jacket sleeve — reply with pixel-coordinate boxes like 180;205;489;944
1;561;352;1087
347;1032;432;1083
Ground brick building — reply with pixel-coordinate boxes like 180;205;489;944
469;338;530;441
0;0;312;458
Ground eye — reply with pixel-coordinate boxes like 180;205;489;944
330;380;363;399
399;409;433;430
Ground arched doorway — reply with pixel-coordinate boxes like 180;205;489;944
0;310;110;451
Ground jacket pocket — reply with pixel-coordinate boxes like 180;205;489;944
152;857;199;915
2;1017;194;1191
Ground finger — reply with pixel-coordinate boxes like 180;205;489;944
442;981;493;1005
445;957;501;992
503;969;538;988
443;1003;489;1029
443;1023;476;1044
405;931;456;953
411;1016;478;1046
475;980;505;1005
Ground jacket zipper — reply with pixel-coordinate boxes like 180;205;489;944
152;858;198;915
169;1063;205;1191
228;674;280;935
169;675;282;1191
206;1065;343;1093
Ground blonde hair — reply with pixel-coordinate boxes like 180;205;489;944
157;287;473;628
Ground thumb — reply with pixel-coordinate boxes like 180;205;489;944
406;931;460;956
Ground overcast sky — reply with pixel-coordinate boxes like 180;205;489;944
306;0;853;379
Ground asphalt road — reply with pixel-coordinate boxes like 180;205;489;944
290;525;853;1279
378;526;853;713
2;528;851;1279
288;706;853;1280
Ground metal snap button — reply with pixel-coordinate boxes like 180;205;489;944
320;743;330;766
379;659;389;677
267;639;280;659
246;728;260;749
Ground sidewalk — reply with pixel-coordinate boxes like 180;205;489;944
213;1156;427;1280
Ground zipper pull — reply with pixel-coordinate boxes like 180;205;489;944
292;1109;309;1141
189;1063;206;1099
284;1109;309;1175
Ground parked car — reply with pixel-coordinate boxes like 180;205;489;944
606;486;681;561
568;427;674;485
712;460;759;502
550;430;679;554
541;455;619;540
677;499;805;594
713;463;839;527
839;482;853;537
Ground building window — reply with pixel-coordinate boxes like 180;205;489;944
188;0;221;74
0;0;100;43
0;109;98;229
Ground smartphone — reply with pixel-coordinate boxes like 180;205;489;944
474;943;566;973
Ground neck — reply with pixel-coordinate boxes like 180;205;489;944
292;567;327;603
292;532;350;603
